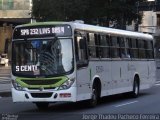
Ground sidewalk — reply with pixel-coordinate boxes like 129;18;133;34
0;66;11;97
0;65;11;77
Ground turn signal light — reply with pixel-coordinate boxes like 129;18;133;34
59;93;71;98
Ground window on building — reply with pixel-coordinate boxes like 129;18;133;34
1;0;13;10
8;0;13;9
0;0;2;9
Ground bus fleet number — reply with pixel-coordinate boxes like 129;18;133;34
96;66;104;73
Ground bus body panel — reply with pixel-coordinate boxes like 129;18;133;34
76;67;91;101
76;60;155;101
12;86;77;102
11;21;156;104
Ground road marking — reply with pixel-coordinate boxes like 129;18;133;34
155;83;160;86
0;96;2;99
115;101;138;108
156;81;160;84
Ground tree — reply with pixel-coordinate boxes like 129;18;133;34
32;0;145;29
32;0;89;21
86;0;144;29
32;0;64;21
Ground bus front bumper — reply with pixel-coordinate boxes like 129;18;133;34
11;87;77;103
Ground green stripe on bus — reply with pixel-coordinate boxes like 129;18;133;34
15;76;68;89
90;68;92;81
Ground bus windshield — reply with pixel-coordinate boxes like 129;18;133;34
12;38;73;77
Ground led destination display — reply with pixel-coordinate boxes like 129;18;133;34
13;25;72;39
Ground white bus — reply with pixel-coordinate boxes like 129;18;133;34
11;22;156;109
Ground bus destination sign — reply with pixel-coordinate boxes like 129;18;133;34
13;25;72;39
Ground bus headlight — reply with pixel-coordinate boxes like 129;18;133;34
58;78;75;90
12;80;25;91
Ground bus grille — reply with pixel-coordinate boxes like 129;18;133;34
21;79;61;85
28;87;56;90
31;93;53;98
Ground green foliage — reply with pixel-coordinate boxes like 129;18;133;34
32;0;144;29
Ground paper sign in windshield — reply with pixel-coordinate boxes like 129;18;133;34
16;65;38;72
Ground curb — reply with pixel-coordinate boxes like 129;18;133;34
0;74;11;77
0;67;11;69
0;80;11;84
0;77;11;84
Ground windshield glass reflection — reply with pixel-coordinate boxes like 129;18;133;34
12;38;73;77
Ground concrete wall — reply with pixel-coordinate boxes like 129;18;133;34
0;0;32;61
139;11;157;33
0;0;31;18
0;24;13;60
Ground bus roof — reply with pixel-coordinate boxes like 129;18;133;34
71;22;153;40
15;21;153;40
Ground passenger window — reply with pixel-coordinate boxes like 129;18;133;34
130;39;138;58
146;41;154;59
74;31;88;68
110;36;120;58
88;33;96;58
138;40;146;58
100;35;110;58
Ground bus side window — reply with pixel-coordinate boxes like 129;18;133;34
119;37;126;58
95;34;101;58
119;37;130;58
99;34;110;58
130;39;138;58
88;33;96;58
146;41;154;59
138;40;146;58
126;38;131;58
110;36;120;58
74;31;88;68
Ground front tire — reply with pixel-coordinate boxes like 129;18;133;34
131;80;139;98
89;87;98;107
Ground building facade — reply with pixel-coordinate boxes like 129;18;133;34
0;0;31;19
0;0;32;60
138;0;160;34
137;0;160;80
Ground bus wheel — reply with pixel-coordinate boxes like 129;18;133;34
35;102;49;110
131;80;139;98
89;87;98;107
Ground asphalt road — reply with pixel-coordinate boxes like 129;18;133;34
0;84;160;120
